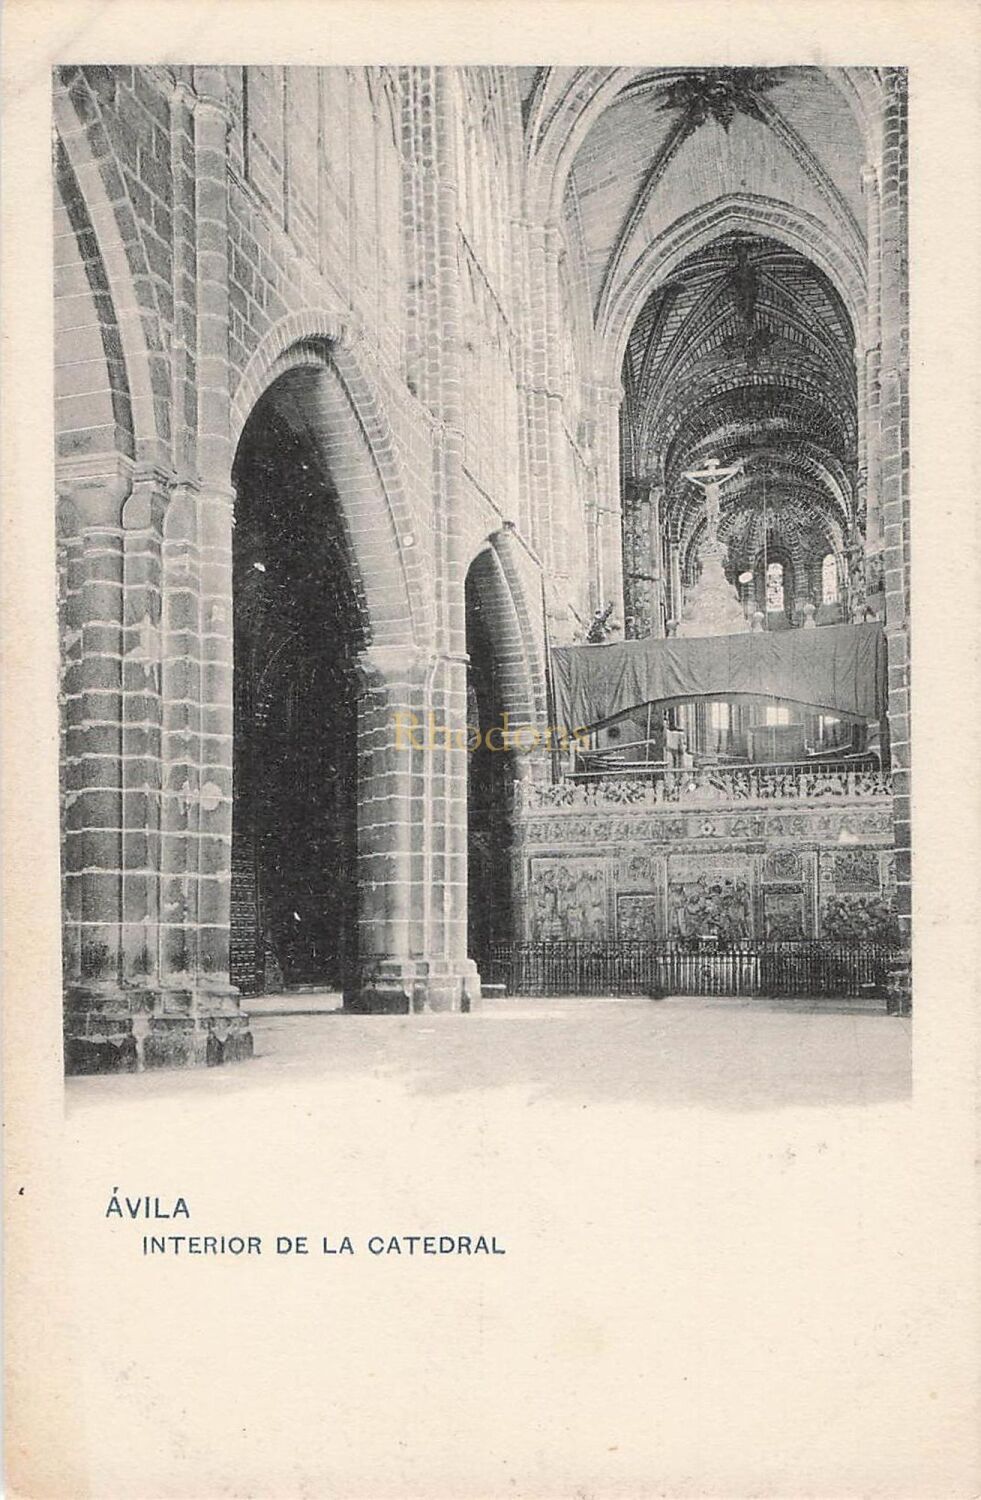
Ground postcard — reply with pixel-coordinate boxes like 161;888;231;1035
3;2;979;1496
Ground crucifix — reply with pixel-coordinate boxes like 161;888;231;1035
681;457;744;546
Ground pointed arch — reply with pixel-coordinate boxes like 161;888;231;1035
524;66;631;223
53;70;170;466
465;538;543;730
54;140;134;465
232;315;430;650
601;195;866;386
527;66;884;232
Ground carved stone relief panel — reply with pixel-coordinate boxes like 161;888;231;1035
819;845;897;939
616;894;660;941
525;856;612;941
668;851;755;885
760;846;818;935
515;857;534;941
762;848;805;884
514;811;892;945
520;802;892;848
820;893;899;942
666;851;754;939
616;849;667;935
763;890;807;939
833;848;881;891
617;850;662;891
818;847;836;891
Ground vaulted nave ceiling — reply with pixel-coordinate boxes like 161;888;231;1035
521;67;871;316
622;231;857;569
520;66;874;573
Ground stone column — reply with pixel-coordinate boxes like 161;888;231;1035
61;460;251;1069
430;68;482;1009
57;73;259;1072
593;381;625;629
351;644;479;1013
543;222;572;605
521;218;574;626
621;478;644;638
361;66;479;1013
861;161;884;579
508;217;533;546
106;64;250;1067
648;478;665;636
523;222;551;574
667;529;683;630
877;70;911;1009
352;645;423;1009
119;473;167;997
621;470;665;639
154;480;249;1067
60;461;133;1068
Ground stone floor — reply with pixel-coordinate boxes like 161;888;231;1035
76;991;908;1112
59;997;943;1500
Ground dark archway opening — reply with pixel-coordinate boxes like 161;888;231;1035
231;385;366;995
465;561;515;970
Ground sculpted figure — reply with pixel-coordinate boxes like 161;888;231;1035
586;603;617;643
587;876;606;939
676;877;707;938
682;456;744;545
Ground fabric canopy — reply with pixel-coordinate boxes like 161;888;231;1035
551;622;887;728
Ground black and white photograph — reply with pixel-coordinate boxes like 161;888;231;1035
3;8;979;1496
54;63;910;1079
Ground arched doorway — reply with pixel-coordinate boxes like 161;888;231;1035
230;377;366;996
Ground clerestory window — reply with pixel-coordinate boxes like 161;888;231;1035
765;560;785;611
821;552;839;605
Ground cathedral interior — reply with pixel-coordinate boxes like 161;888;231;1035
53;65;909;1069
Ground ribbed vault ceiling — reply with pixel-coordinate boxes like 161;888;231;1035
622;231;856;564
521;66;870;580
559;67;866;319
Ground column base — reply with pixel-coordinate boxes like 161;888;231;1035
345;958;482;1015
64;985;254;1073
884;949;912;1016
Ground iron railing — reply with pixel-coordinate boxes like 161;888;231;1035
480;939;896;999
573;745;878;781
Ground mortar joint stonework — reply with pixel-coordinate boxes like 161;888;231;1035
53;65;910;1065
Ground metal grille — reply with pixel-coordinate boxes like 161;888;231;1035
480;940;895;999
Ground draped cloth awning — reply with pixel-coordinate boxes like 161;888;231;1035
551;622;887;728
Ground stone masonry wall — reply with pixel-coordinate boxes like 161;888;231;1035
53;65;910;1065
